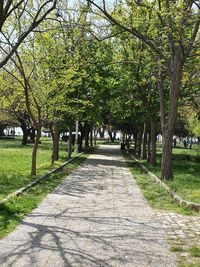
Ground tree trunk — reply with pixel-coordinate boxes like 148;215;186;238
136;125;143;156
150;118;156;166
68;125;73;159
108;130;116;143
147;130;151;163
99;127;105;138
134;132;137;152
160;52;183;180
85;124;90;148
141;123;147;160
50;121;60;163
0;124;6;136
93;128;97;145
29;128;35;142
90;127;93;147
31;130;41;176
21;126;29;145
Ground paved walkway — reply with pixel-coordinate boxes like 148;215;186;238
0;145;176;267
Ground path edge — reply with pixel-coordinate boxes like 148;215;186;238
128;153;200;213
0;148;95;206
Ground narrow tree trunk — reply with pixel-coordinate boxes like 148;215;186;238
147;125;151;163
136;125;143;156
85;124;90;148
31;130;41;176
94;128;97;145
150;118;156;166
50;121;60;163
141;123;147;159
90;127;93;147
68;124;73;159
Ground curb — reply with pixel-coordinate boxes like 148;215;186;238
129;153;200;213
0;152;85;206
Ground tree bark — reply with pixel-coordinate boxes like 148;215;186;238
136;125;143;156
0;124;6;136
31;130;41;176
147;131;151;163
160;51;183;180
68;124;73;159
50;121;60;163
90;127;93;147
85;123;90;148
150;118;157;166
21;123;30;145
141;123;147;159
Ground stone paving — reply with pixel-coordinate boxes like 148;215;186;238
0;145;176;267
155;211;200;247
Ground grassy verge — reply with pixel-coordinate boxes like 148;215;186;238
124;153;197;215
0;138;76;200
170;245;200;267
134;145;200;204
0;153;88;239
125;152;200;266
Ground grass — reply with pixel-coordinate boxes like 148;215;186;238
0;153;89;239
0;137;75;200
171;246;186;252
137;144;200;204
173;246;200;267
189;247;200;257
125;153;197;215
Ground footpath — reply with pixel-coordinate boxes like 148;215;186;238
0;145;176;267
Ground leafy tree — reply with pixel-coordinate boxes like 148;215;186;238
87;0;200;179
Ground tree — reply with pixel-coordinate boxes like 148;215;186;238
0;0;57;68
87;0;200;179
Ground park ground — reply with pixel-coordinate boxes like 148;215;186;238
0;139;200;266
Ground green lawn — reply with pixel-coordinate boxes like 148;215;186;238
125;154;196;215
139;144;200;203
0;138;71;200
0;153;88;238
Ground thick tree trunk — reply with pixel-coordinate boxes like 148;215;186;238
150;118;156;165
160;53;183;180
85;124;90;148
21;126;29;145
68;125;73;159
31;130;41;176
0;124;6;136
136;125;143;156
141;123;147;159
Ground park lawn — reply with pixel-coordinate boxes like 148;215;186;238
140;145;200;204
0;153;88;238
0;138;70;200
